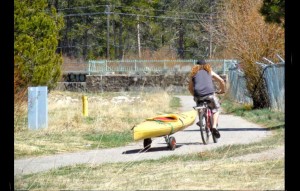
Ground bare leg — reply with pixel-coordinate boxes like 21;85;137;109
212;111;219;129
212;111;221;138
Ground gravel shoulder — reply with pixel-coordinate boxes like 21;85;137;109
14;95;283;176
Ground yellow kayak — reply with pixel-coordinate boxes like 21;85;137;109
133;110;197;141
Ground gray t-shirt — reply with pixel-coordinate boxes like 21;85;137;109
193;70;215;97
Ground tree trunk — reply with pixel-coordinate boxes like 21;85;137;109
178;0;185;59
248;73;270;109
178;22;184;59
137;16;141;59
83;30;88;59
113;15;117;59
118;16;123;60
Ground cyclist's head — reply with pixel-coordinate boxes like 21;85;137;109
196;59;211;73
196;60;207;65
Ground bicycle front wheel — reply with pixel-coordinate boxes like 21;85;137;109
199;111;210;145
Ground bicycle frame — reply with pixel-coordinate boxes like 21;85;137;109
193;100;218;144
206;107;212;128
195;104;210;128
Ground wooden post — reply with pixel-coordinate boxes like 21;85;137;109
82;95;88;117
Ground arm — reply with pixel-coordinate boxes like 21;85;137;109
211;71;225;93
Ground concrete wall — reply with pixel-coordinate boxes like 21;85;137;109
86;74;190;92
56;82;87;92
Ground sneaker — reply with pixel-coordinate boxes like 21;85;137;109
212;127;220;138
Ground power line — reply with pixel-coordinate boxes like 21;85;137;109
57;4;214;16
57;5;107;11
57;43;200;53
63;11;202;21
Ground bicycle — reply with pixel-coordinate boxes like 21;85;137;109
193;93;221;145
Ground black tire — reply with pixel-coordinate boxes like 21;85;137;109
168;136;176;150
199;111;210;145
69;73;76;82
67;74;72;82
143;138;152;150
211;116;218;143
79;74;86;82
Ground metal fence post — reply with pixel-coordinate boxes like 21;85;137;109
223;60;226;75
105;60;108;72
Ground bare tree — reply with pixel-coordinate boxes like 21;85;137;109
214;0;284;108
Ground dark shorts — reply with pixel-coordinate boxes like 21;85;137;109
193;94;220;114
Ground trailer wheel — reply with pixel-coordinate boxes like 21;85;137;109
143;138;152;150
168;136;176;150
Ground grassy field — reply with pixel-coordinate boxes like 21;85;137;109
14;91;284;190
15;158;283;190
220;95;285;128
14;90;181;159
15;127;284;190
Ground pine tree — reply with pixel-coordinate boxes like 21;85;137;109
14;0;64;90
260;0;285;27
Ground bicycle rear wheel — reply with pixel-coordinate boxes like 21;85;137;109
199;111;210;144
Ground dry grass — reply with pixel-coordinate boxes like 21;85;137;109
123;46;179;60
14;90;284;190
46;90;173;132
14;90;177;158
61;56;87;72
15;156;284;190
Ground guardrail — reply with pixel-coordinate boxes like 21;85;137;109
87;59;237;75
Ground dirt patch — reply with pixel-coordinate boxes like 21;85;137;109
230;146;284;162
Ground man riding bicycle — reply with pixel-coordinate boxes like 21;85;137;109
188;59;225;138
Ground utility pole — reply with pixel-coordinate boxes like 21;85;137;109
209;1;213;59
105;5;110;59
178;0;184;59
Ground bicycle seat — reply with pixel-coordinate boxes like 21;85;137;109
196;99;211;105
195;94;213;100
197;98;211;102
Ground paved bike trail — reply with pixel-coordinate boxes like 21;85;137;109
14;96;271;176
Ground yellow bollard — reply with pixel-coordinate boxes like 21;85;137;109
82;95;88;117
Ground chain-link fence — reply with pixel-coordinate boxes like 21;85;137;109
228;67;253;104
228;57;285;112
261;62;285;111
